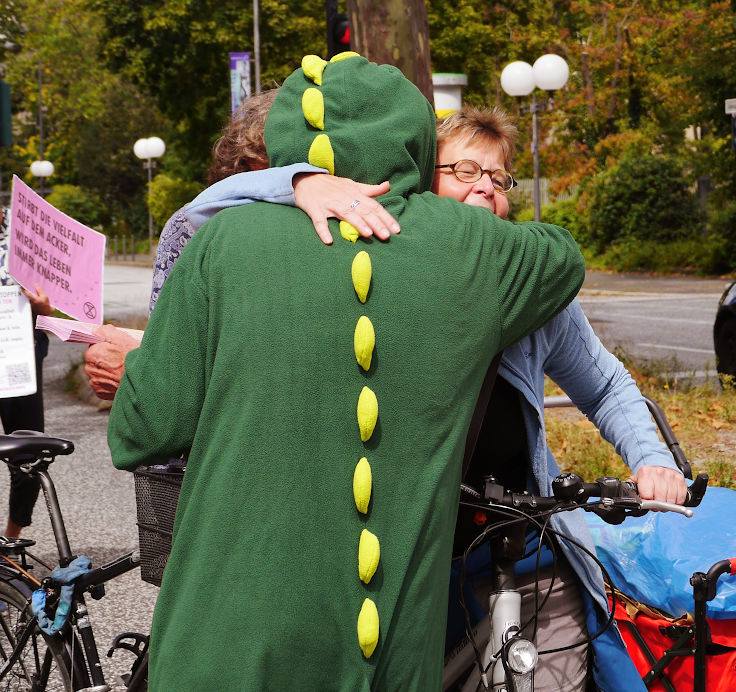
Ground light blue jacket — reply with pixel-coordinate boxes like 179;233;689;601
498;300;681;692
157;168;680;691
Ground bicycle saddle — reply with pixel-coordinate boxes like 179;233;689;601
0;430;74;464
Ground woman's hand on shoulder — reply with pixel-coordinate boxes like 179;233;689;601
293;173;400;245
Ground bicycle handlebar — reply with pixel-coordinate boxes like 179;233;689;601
460;472;709;526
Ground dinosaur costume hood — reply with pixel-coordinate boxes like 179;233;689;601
265;54;436;199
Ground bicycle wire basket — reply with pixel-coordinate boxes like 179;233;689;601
133;465;184;586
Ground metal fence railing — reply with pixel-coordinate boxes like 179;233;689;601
513;178;578;211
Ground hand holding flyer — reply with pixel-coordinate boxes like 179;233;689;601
35;315;143;345
9;176;106;324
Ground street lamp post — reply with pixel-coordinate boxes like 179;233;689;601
31;58;54;197
501;54;569;222
133;136;166;256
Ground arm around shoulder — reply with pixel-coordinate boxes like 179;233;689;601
492;218;585;349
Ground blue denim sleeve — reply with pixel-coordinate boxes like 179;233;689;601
542;300;679;473
184;163;327;230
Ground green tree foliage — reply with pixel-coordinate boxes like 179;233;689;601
2;0;735;272
46;183;106;227
148;174;203;228
428;1;736;190
92;0;326;179
1;0;167;231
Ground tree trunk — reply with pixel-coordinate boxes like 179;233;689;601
346;0;434;105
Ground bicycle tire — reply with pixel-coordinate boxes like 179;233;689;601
0;574;80;691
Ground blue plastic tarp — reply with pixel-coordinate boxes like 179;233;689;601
585;485;736;620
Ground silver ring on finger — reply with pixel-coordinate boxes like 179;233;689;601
349;200;360;209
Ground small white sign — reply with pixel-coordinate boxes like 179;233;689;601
0;286;36;398
725;98;736;115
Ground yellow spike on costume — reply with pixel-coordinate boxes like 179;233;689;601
357;598;379;658
302;88;325;130
354;316;375;371
357;386;378;442
308;134;335;175
301;55;328;85
358;529;380;584
351;251;371;302
435;108;459;119
330;51;360;63
340;221;360;243
353;458;372;514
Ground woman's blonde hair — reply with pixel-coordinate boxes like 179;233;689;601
436;105;518;171
208;88;279;185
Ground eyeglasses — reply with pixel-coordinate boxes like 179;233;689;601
434;160;518;193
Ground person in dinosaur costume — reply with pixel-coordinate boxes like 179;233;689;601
108;54;585;690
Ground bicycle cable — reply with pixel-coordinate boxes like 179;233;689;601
455;497;625;680
457;503;562;680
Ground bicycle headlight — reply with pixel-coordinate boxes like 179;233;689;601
505;637;538;674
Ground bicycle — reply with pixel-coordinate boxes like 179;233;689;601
0;426;710;692
0;430;149;691
442;471;709;692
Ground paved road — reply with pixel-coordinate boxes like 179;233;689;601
578;272;731;381
102;263;154;321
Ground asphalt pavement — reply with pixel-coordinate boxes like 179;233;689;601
578;272;730;381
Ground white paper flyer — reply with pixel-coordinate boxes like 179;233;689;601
0;285;37;398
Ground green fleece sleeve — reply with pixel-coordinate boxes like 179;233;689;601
489;217;585;350
107;248;209;471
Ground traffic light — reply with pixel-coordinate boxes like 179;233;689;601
327;12;350;58
0;81;11;148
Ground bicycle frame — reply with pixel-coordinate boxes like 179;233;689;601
0;438;146;692
480;523;536;692
448;520;537;692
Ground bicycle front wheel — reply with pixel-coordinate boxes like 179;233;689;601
0;577;75;691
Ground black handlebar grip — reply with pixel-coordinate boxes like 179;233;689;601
684;473;709;508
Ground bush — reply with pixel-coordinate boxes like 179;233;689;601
706;200;736;272
513;199;584;242
46;184;108;228
148;174;204;230
583;152;699;252
594;236;728;275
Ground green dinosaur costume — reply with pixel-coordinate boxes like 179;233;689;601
109;55;585;690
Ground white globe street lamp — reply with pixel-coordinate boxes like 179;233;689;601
134;137;166;256
532;54;570;92
501;54;570;222
30;159;54;197
500;61;535;97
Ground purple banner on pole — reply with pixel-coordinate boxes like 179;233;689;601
9;176;105;324
230;52;251;114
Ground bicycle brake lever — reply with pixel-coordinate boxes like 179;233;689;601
588;495;647;525
640;500;693;517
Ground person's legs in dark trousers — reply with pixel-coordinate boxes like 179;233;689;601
0;330;47;537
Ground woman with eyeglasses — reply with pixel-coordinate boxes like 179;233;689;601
419;107;685;692
88;100;683;691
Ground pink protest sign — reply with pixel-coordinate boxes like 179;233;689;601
8;175;106;324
